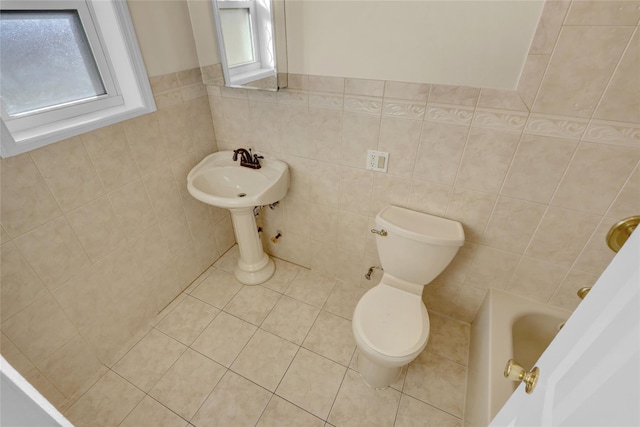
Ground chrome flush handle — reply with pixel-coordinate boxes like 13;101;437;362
371;229;388;236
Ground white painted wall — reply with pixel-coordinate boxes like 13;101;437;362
187;0;221;66
128;0;200;76
285;0;544;89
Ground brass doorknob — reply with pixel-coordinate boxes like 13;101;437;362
606;216;640;253
577;286;591;300
504;359;539;394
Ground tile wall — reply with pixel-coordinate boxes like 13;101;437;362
0;0;638;416
0;68;233;409
208;0;639;322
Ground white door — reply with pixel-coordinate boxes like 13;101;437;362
490;230;639;427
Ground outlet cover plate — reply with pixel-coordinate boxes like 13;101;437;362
366;150;389;172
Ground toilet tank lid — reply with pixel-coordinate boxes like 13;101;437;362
376;205;464;246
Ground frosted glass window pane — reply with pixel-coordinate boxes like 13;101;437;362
0;10;106;116
220;8;255;67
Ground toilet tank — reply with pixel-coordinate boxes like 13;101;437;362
375;205;465;285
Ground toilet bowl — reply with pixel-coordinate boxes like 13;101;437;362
352;205;464;388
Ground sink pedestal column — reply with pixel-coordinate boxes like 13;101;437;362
229;207;275;285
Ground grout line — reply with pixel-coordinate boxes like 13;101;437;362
324;358;350;424
138;394;190;426
526;0;572;114
73;255;473;426
255;393;277;425
589;26;638;120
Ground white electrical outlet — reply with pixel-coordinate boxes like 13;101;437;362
366;150;389;172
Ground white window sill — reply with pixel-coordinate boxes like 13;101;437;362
230;68;277;86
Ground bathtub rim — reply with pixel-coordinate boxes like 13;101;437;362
464;289;571;427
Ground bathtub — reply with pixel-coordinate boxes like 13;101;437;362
464;289;571;427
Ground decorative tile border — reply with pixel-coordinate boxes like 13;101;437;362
524;114;588;140
200;63;223;84
153;89;182;109
149;73;179;93
583;120;640;148
382;99;426;120
206;85;222;97
309;92;344;110
248;89;278;103
425;103;474;125
277;89;308;106
181;84;207;101
221;86;249;100
344;95;382;115
472;108;528;132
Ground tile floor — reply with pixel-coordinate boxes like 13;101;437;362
63;246;471;427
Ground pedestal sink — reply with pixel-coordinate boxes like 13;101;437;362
187;151;289;285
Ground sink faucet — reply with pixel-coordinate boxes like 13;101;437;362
233;148;263;169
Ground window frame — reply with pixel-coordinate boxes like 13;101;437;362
0;0;155;158
0;3;122;129
212;0;276;87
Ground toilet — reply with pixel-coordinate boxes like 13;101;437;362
352;205;465;388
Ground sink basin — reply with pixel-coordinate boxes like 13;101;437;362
187;150;289;286
187;151;289;209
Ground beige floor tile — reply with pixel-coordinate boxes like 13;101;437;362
120;396;188;427
183;266;215;295
391;365;408;392
191;268;242;308
150;349;227;420
426;312;470;366
54;259;479;427
285;270;337;308
350;350;408;392
257;396;325;427
322;281;366;320
261;296;320;344
262;258;304;293
213;245;239;273
107;322;156;368
276;348;346;419
349;350;359;370
328;369;401;427
191;371;272;427
355;349;407;389
65;371;144;427
231;329;299;391
303;311;356;366
191;311;257;367
155;295;220;345
113;329;187;392
403;351;467;418
151;293;187;327
224;285;282;325
395;394;462;427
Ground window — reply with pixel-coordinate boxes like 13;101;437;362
219;5;258;67
213;0;276;86
0;0;155;158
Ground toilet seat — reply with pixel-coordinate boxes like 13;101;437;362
353;284;430;358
